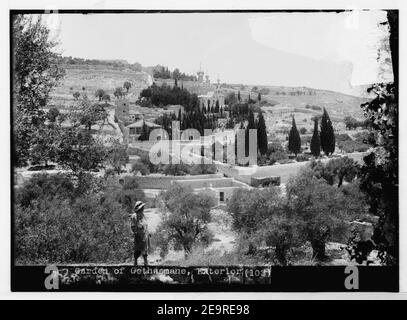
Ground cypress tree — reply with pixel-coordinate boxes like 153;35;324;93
139;121;149;141
310;118;321;157
248;109;256;129
238;91;241;102
288;116;301;155
257;111;268;155
320;108;335;155
258;92;261;102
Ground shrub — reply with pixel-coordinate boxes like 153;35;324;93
268;151;287;164
131;161;150;175
267;142;285;154
15;194;132;264
162;163;190;176
189;164;217;175
139;153;162;173
338;140;370;153
15;174;146;264
296;154;310;162
353;131;370;144
335;133;352;143
16;173;75;208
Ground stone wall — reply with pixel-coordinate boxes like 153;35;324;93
195;186;247;205
133;174;224;189
176;177;246;189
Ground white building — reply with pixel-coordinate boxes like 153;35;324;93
198;78;225;112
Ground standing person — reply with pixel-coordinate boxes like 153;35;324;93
130;201;151;266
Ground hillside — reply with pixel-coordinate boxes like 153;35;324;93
50;62;369;120
226;85;369;120
50;64;153;105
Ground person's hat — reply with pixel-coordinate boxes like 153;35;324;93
134;201;145;212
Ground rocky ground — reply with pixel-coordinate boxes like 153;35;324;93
142;207;379;266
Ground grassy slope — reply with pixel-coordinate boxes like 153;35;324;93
228;85;368;120
50;64;151;102
52;64;368;119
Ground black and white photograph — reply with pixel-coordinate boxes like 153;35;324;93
8;6;399;293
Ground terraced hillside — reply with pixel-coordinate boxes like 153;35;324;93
227;85;369;120
50;64;152;105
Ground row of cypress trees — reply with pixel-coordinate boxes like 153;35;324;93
288;108;335;156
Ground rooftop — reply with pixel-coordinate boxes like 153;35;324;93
126;120;161;129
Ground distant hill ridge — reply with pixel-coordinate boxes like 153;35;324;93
52;58;369;119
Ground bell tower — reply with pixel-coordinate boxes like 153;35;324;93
197;63;204;83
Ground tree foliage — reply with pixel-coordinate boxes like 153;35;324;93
105;140;129;175
54;129;106;176
309;157;360;188
310;119;320;157
256;111;268;155
288;116;301;155
286;168;361;260
357;83;398;265
77;97;108;130
15;174;145;264
95;88;105;101
114;87;125;99
140;83;199;111
12;15;65;166
320;108;336;155
123;81;132;92
156;184;216;257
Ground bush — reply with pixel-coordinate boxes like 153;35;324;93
353;131;370;144
16;173;75;208
189;164;217;175
15;174;145;264
267;142;285;154
139;153;162;173
162;163;190;176
338;140;370;153
296;154;310;162
131;161;150;175
335;133;352;143
263;142;288;164
15;194;132;264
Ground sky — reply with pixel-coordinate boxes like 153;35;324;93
44;11;393;94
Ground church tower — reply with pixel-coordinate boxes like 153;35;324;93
197;63;204;83
205;73;210;85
